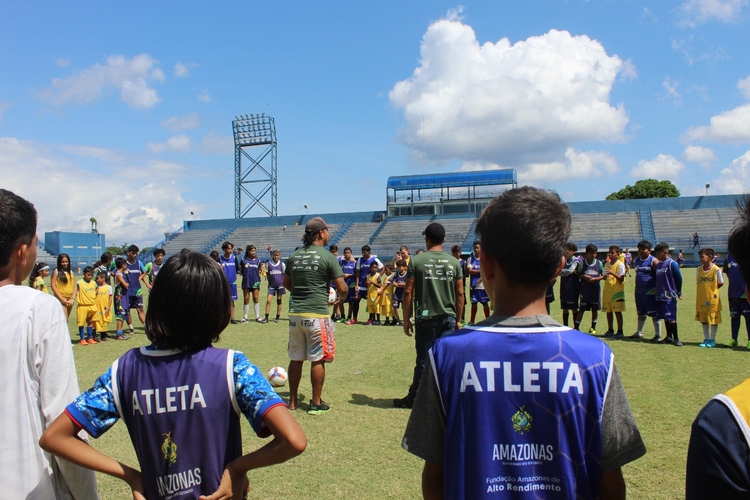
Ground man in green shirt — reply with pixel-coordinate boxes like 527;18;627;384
394;222;464;409
284;217;348;415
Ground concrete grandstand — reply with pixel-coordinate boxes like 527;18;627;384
153;171;745;264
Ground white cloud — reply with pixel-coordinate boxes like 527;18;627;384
389;18;629;167
520;148;620;183
684;104;750;143
0;101;10;118
671;36;730;65
161;113;200;132
677;0;746;27
738;75;750;99
0;137;197;245
200;132;234;154
662;77;681;100
198;90;212;103
55;58;70;68
38;54;165;109
710;150;750;193
148;135;192;154
630;154;685;181
619;59;638;81
174;62;195;78
682;145;717;167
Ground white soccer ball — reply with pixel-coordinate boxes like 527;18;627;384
328;287;336;305
267;366;288;387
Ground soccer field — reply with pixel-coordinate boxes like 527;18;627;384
67;273;749;499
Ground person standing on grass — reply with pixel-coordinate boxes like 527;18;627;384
559;242;581;327
653;242;683;346
220;241;241;324
602;245;626;339
284;217;348;415
124;244;146;333
350;245;382;325
264;249;286;323
687;197;750;498
696;247;724;348
631;240;661;341
467;241;490;325
401;187;646;500
575;244;604;335
241;245;266;323
340;247;357;323
394;222;464;409
724;253;750;348
0;189;98;498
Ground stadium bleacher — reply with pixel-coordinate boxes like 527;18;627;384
334;222;380;253
370;217;475;258
651;208;738;251
210;223;344;258
568;212;642;251
162;229;232;255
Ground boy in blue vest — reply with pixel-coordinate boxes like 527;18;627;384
687;198;750;498
40;250;306;499
401;186;645;500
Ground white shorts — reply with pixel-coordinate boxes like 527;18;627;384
288;316;336;363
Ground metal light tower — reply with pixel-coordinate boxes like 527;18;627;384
233;113;278;218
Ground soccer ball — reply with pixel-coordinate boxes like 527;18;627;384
267;366;288;387
328;287;336;305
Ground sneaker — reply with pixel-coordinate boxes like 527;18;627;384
603;330;615;338
588;328;596;335
394;321;403;327
79;339;88;346
630;332;644;339
382;319;392;326
87;338;98;344
100;334;109;341
664;337;674;344
345;319;357;325
256;318;268;324
614;331;625;339
468;322;475;327
374;320;381;326
650;335;662;343
674;339;683;346
699;340;709;347
728;339;738;347
307;400;330;415
117;334;131;341
129;326;135;333
707;339;716;348
240;318;248;323
229;319;240;324
460;320;466;327
274;318;280;323
746;341;750;349
365;319;373;326
393;397;414;409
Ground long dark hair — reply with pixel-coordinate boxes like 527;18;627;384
145;250;232;351
56;253;72;283
28;262;47;288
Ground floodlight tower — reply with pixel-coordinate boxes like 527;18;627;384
233;113;278;218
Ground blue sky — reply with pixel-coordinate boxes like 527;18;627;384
2;1;750;245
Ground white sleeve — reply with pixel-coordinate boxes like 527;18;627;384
716;268;724;285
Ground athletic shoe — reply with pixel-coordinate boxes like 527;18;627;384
674;339;683;346
614;331;625;339
393;397;414;409
603;330;615;338
99;334;109;341
256;318;268;324
240;318;248;323
707;339;716;348
274;318;280;323
87;338;98;344
394;321;403;327
345;319;357;325
229;319;240;324
728;339;738;347
373;320;381;326
460;320;466;327
307;400;330;415
468;322;475;327
129;326;135;333
630;332;643;339
664;337;674;344
79;339;88;346
588;328;596;335
650;335;661;342
365;319;373;326
117;334;131;341
699;340;709;347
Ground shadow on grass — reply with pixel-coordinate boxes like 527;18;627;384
349;393;397;409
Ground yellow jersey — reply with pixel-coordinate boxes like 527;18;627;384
33;277;48;294
77;278;97;307
55;271;75;298
602;260;625;303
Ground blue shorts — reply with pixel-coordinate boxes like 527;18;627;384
229;283;238;301
729;298;750;318
127;295;143;310
657;300;677;321
579;300;601;312
470;289;489;304
345;286;357;303
268;287;286;296
560;298;579;311
242;281;261;291
635;293;658;317
393;293;404;309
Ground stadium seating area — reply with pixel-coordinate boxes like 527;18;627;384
334;222;380;252
162;229;230;255
370;217;475;258
205;223;343;258
568;212;642;251
650;208;737;250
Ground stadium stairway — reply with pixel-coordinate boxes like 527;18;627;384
201;228;235;254
638;208;656;244
328;220;354;248
460;219;478;252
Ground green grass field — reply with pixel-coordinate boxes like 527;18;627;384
62;273;750;499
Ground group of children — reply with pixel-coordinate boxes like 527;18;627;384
555;240;738;347
27;245;167;344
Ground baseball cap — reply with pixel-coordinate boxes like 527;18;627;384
305;217;331;233
422;222;445;241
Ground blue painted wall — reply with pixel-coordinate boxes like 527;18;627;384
44;231;106;268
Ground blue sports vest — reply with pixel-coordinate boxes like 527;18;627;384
469;254;482;288
655;258;678;301
341;259;356;288
634;255;656;295
220;255;238;285
431;326;613;499
725;254;746;299
580;259;602;303
125;259;142;297
112;347;242;499
357;256;379;290
241;257;261;287
267;260;285;288
393;271;407;301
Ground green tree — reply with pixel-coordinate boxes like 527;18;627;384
106;243;129;255
606;179;680;200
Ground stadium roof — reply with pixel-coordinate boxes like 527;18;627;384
386;170;517;190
